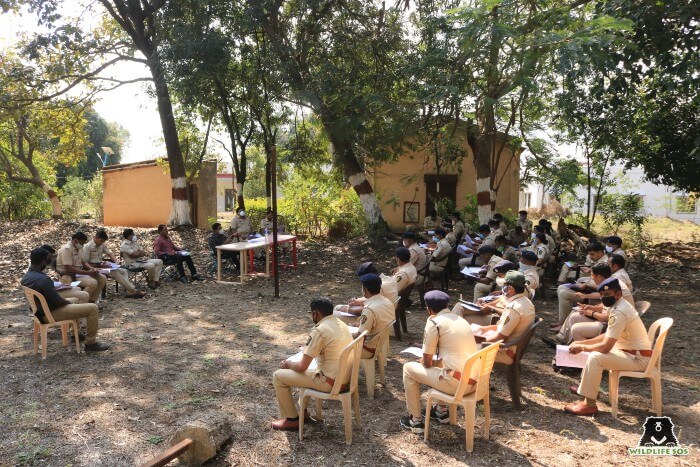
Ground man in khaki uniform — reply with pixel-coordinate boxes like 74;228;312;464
400;291;478;433
557;241;608;285
516;210;533;236
457;224;492;268
423;209;442;230
39;244;89;303
402;231;428;288
452;260;515;326
120;228;163;288
519;250;540;299
473;271;536;365
564;278;651;415
271;297;353;431
605;236;628;268
450;212;466;244
470;246;503;301
83;230;145;298
387;247;417;294
260;209;274;232
334;262;398;319
56;232;106;303
609;254;633;290
493;213;509;236
229;209;253;239
555;244;609;325
428;228;451;277
354;274;396;359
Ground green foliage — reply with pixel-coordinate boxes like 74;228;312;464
460;194;480;231
0;174;51;220
597;193;646;235
59;175;103;221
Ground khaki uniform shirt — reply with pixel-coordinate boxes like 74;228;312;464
484;254;504;281
453;221;466;243
82;240;112;264
606;298;651;351
496;294;536;352
304;315;353;380
499;245;519;264
380;278;399;303
430;238;451;267
229;216;253;236
422;309;477;374
520;265;540;298
498;222;509;236
260;218;274;231
394;262;417;292
56;241;83;275
613;268;633;291
611;247;629;268
423;216;442;229
358;294;396;350
408;243;428;273
516;218;533;234
121;239;147;265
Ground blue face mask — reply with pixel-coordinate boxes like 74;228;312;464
432;236;439;242
478;233;485;239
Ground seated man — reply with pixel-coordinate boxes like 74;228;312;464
609;254;632;290
427;228;451;278
564;278;651;415
208;223;240;270
400;290;477;433
120;229;164;289
528;232;550;278
507;225;526;249
452;259;514;325
557;241;608;286
402;232;428;286
388;247;418;294
457;224;492;268
229;208;253;240
423;209;442;231
353;274;396;358
516;210;533;236
472;271;536;365
467;245;503;302
450;212;466;244
334;262;398;319
21;247;109;351
518;250;540;299
55;232;106;304
260;208;274;233
495;234;518;263
605;235;628;267
493;212;509;236
83;230;145;299
271;297;353;431
39;244;89;303
154;224;202;284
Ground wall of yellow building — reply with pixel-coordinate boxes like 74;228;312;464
372;141;520;231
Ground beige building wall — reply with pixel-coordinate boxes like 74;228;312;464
372;139;521;231
102;161;172;227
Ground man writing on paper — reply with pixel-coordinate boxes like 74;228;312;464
451;260;516;325
83;230;145;299
400;290;477;433
402;232;428;286
564;277;651;415
457;224;492;268
427;228;451;278
22;248;110;351
353;274;396;359
472;271;535;365
388;247;418;294
154;224;202;284
121;229;164;289
468;246;503;302
271;297;353;431
55;232;106;304
519;250;540;299
334;262;398;320
39;244;89;303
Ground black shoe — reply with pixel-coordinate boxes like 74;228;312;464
179;276;189;284
429;404;450;424
541;336;558;349
399;413;425;434
84;342;110;352
190;274;203;281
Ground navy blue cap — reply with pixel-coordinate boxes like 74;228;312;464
396;247;411;262
402;231;418;240
356;262;378;276
606;236;622;246
493;260;516;274
359;273;382;291
434;228;446;237
597;277;621;292
424;290;450;310
520;250;538;262
478;245;497;255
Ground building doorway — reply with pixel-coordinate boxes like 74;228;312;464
424;174;457;217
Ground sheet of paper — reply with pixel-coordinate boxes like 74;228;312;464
555;345;591;369
470;323;483;334
339;311;357;318
400;346;441;361
287;350;318;371
105;261;120;269
418;243;428;249
565;261;576;268
460;266;482;276
348;325;359;334
464;235;474;247
457;244;469;253
427;230;435;235
459;300;481;312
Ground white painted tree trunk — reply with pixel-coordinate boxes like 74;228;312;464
476;177;495;224
168;176;192;226
40;181;62;218
348;172;383;224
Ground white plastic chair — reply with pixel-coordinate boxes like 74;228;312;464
609;317;673;418
423;341;502;452
634;300;650;317
299;331;367;445
360;319;396;398
22;286;81;360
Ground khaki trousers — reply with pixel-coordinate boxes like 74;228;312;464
450;303;492;326
557;285;579;322
557;311;605;344
51;303;99;345
403;362;466;418
577;350;649;400
272;369;334;419
495;347;518;365
458;256;484;268
58;287;89;304
108;268;136;293
138;259;163;281
473;282;494;301
62;274;106;303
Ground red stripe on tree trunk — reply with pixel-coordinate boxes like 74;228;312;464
172;187;188;200
353;179;373;195
46;189;57;198
477;191;491;205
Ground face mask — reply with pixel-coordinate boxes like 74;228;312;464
501;285;510;294
131;235;137;242
432;236;439;242
531;233;536;239
601;296;616;307
519;263;533;271
496;277;506;287
402;240;409;247
478;233;485;239
605;246;613;253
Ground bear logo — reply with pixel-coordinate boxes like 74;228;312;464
637;416;679;447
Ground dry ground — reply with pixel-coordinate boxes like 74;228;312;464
0;220;698;466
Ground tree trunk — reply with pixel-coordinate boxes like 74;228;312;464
471;131;495;225
148;55;191;226
41;181;62;218
236;182;245;210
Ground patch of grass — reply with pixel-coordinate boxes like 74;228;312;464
233;379;245;387
188;395;215;405
16;445;52;464
147;436;164;445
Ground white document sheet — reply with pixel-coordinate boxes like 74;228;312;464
555;345;591;369
287;350;318;371
348;325;359;334
463;235;474;248
460;266;482;276
400;346;441;361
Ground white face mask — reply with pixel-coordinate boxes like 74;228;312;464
131;235;137;242
402;240;409;247
605;246;613;253
496;277;506;287
531;233;536;239
432;236;439;242
519;262;534;271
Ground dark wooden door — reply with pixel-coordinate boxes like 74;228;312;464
425;174;457;216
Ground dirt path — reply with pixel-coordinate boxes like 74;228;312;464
0;221;697;466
